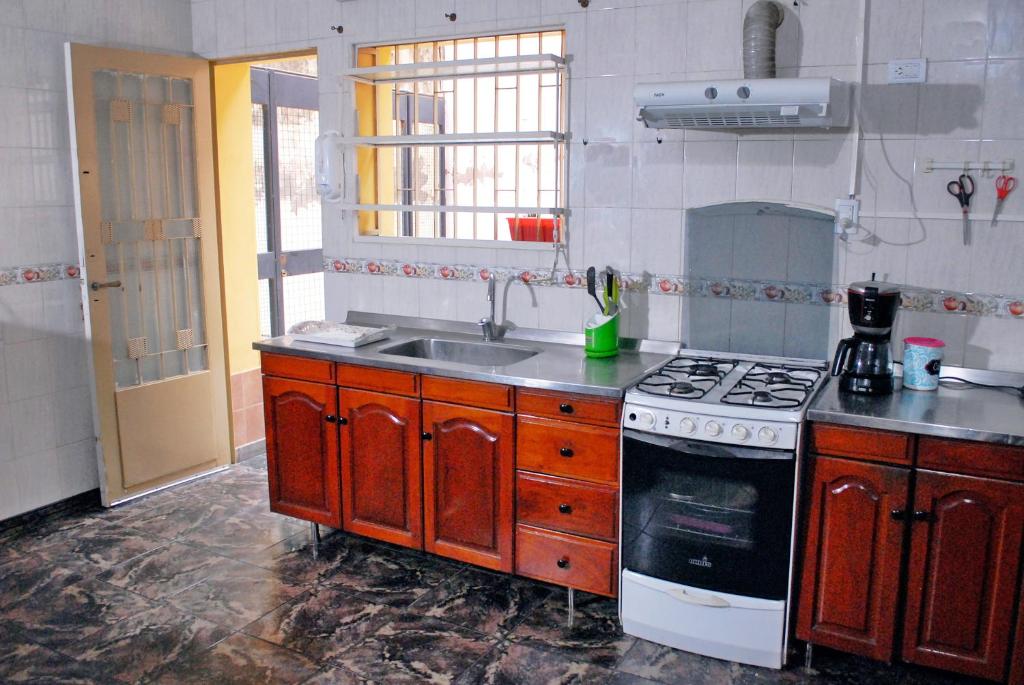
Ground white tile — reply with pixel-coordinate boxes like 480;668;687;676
909;138;980;217
455;0;496;24
4;338;54;401
9;393;57;457
729;300;785;356
682;140;737;208
503;282;540;329
324;273;351;322
630;208;683;275
982;59;1024;140
275;0;310;44
734;214;789;280
685;212;734;277
0;26;27;87
786;215;838;284
859;65;920;139
735;139;793;201
634;2;686;76
891;310;969;367
0;0;26;29
921;0;989;61
0;459;22;519
915;60;985;140
0;400;13;463
51;334;90;390
685;0;742;73
631;141;684;209
497;0;541;21
31;148;74;207
964;317;1024;371
791;138;853;209
866;0;923;64
12;447;62;512
644;294;682;342
0;284;45;343
536;286;584;333
987;0;1024;58
0;147;34;208
0;208;40;264
582;207;633;271
191;0;217;55
585;7;635;77
584;75;635;143
416;278;457;321
215;0;246;54
26;88;69;150
243;0;276;48
783;304;832;360
57;438;99;497
583;143;632;208
857;139;915;214
0;86;29;148
968;219;1024;294
415;0;455;31
973;140;1024;218
54;384;94;447
682;295;730;350
799;0;861;67
841;218;909;284
905;218;972;291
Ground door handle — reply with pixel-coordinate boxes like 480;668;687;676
90;280;122;291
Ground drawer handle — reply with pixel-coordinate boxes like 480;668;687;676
890;508;907;521
422;432;433;441
338;416;348;425
325;415;337;423
558;503;572;514
912;510;933;522
559;447;574;458
559;403;574;414
556;557;570;569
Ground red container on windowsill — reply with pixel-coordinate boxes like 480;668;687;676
507;217;560;242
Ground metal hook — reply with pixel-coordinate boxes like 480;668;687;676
578;0;590;6
330;25;344;34
445;12;456;21
656;136;663;144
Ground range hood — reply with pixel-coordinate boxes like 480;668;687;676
634;77;849;130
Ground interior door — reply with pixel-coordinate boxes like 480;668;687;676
67;44;231;504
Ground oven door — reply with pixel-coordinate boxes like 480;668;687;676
621;429;795;600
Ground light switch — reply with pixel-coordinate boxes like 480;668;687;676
887;59;927;84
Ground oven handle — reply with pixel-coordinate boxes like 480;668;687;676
623;429;794;461
629;572;731;608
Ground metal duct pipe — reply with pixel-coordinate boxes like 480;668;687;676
743;0;785;79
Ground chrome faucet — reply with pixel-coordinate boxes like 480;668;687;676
478;274;506;342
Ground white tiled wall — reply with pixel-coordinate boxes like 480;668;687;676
0;0;194;520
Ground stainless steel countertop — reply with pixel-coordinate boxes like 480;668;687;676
252;313;677;398
809;369;1024;446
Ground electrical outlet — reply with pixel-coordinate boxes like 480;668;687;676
887;59;927;84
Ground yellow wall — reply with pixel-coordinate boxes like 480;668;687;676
213;62;261;374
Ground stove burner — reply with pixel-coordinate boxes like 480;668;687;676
752;390;774;403
720;363;823;409
765;372;792;385
691;364;720;377
670;381;695;395
634;356;739;400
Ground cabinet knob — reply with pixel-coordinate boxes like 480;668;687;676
559;447;574;458
912;510;933;522
556;557;570;569
325;415;337;423
559;403;574;414
422;432;433;441
338;416;348;425
558;503;572;514
890;508;907;520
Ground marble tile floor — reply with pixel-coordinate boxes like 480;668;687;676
0;455;993;684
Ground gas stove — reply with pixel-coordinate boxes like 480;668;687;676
623;351;829;450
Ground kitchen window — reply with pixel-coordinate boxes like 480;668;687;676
347;31;567;244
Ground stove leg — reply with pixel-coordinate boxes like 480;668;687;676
310;522;321;560
803;642;814;671
567;587;575;629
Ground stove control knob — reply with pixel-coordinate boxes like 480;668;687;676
705;421;723;437
731;424;751;441
633;410;656;429
679;417;698;435
758;426;779;444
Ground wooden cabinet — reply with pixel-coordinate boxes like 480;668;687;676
422;400;515;572
515;524;617;596
262;376;341;527
902;471;1024;681
796;456;909;661
339;388;423;549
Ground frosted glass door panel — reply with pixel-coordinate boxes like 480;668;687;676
277;106;321;252
93;69;207;388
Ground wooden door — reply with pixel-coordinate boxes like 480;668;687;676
796;456;910;661
902;470;1024;681
422;401;514;571
262;376;340;527
68;44;231;504
340;389;423;549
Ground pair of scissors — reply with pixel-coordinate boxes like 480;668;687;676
992;175;1017;225
947;173;974;245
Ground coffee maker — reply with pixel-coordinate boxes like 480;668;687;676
831;277;901;395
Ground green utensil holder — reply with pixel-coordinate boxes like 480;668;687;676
585;312;619;358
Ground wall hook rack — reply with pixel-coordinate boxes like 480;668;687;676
920;158;1015;175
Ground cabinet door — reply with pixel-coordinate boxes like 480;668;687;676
262;376;340;527
339;389;423;549
796;456;910;661
902;470;1024;681
422;401;514;572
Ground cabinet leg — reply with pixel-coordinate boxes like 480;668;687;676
310;522;321;560
567;587;575;629
803;642;814;671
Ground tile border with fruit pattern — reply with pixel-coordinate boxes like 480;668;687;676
323;256;1024;320
0;263;82;287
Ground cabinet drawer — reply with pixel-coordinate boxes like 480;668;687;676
337;363;419;397
918;436;1024;482
421;375;513;412
517;416;619;485
261;352;334;384
516;388;620;427
515;524;617;597
810;423;913;466
517;472;618;541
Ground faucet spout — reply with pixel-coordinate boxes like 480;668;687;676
479;274;505;341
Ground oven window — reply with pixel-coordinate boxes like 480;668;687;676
646;475;758;550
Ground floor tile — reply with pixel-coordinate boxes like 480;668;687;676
455;640;615;684
118;498;234;541
243;585;395;663
616;639;745;684
508;592;635;669
235;529;350;584
411;567;553;636
150;633;320;684
303;663;372;684
0;641;106;684
97;541;241;601
72;604;230;683
166;560;306;631
0;552;83;608
0;576;156;649
335;612;496;683
180;510;305;553
24;520;165;574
